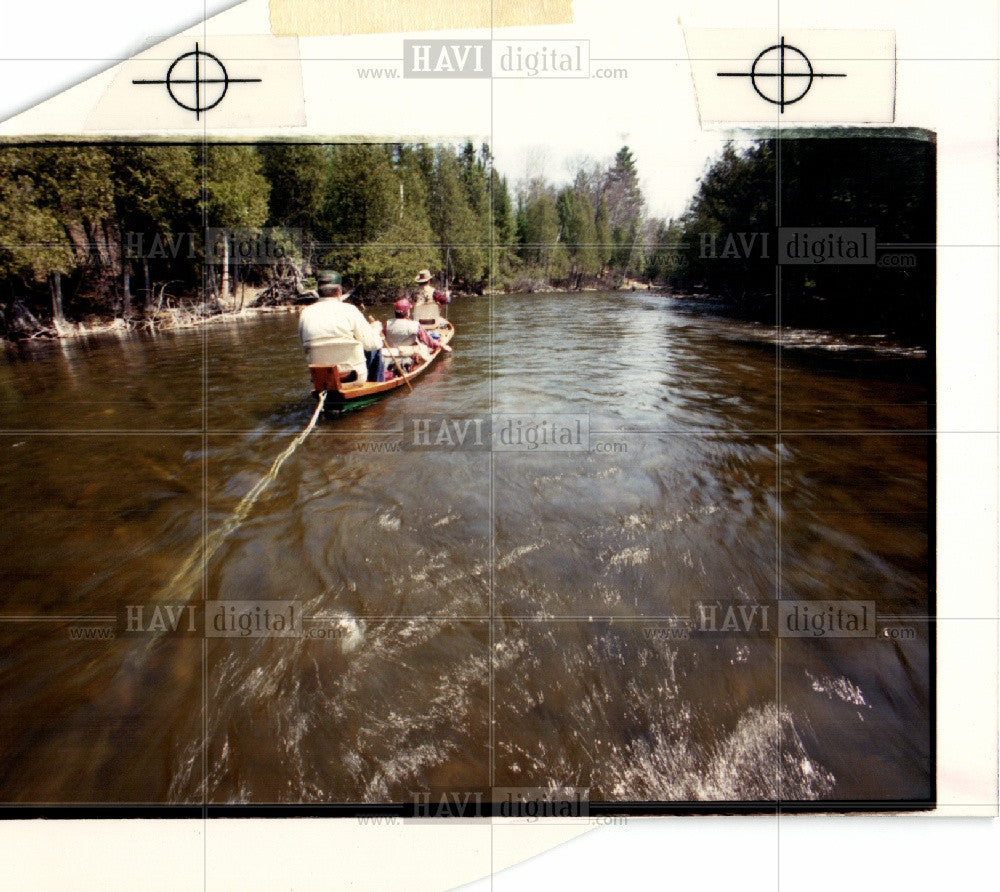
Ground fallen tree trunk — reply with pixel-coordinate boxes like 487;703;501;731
250;276;315;308
5;298;56;340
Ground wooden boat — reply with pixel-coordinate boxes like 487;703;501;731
308;317;454;413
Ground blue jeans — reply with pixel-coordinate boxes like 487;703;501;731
364;349;387;383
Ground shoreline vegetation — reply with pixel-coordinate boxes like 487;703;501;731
2;137;933;349
1;277;661;346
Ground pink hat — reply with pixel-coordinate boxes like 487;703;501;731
394;298;413;313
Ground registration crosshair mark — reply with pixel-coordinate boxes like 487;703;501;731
132;42;262;120
716;37;846;113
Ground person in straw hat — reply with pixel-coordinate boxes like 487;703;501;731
413;268;436;306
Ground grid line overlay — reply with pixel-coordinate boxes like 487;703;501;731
0;2;987;886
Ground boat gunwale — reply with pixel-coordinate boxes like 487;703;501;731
310;320;454;405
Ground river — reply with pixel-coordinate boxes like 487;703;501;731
0;292;931;806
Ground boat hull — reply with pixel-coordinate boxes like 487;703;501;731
309;321;454;413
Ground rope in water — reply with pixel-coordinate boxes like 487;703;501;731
156;391;328;601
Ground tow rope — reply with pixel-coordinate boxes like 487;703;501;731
157;391;328;600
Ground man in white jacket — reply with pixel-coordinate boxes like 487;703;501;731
298;272;382;382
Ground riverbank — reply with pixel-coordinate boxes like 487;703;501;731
2;280;652;346
1;303;301;348
3;284;926;360
484;275;661;295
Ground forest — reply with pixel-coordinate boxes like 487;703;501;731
662;134;935;345
0;142;648;340
0;135;933;345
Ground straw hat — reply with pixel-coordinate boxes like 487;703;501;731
414;269;433;284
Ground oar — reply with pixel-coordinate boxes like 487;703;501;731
380;331;413;391
443;249;450;320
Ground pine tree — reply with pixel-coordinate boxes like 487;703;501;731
645;218;683;283
557;186;599;285
259;144;328;234
594;197;613;273
490;170;516;279
323;144;398;246
0;148;76;326
602;146;645;275
203;145;270;298
519;180;568;280
427;147;487;287
347;145;439;296
110;145;199;313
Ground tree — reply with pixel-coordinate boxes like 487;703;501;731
594;197;613;272
668;135;934;344
324;144;398;245
259;143;329;236
645;218;683;283
347;145;439;297
110;145;199;314
671;141;775;300
602;146;644;231
203;145;271;298
490;170;516;278
426;147;487;287
6;146;117;325
459;141;491;240
602;146;645;275
518;180;568;280
557;186;599;285
0;148;76;328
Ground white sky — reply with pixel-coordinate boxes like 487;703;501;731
493;134;729;221
0;0;731;220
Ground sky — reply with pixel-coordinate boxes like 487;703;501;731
493;134;731;222
0;0;735;221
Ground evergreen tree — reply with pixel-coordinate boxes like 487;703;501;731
519;180;568;280
459;141;491;238
490;170;516;279
23;146;116;320
427;147;487;287
0;148;76;325
258;144;328;234
110;145;199;313
323;144;398;245
556;186;599;284
594;197;613;272
203;145;271;297
348;145;439;296
602;146;645;274
644;218;683;283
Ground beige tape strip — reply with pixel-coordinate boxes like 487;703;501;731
270;0;573;36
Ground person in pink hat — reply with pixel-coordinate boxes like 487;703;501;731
384;297;446;367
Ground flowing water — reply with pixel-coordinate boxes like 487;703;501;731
0;293;932;805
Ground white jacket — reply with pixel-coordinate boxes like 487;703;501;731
299;298;381;379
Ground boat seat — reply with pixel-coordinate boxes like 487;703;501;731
415;302;442;326
304;338;365;373
384;345;422;358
